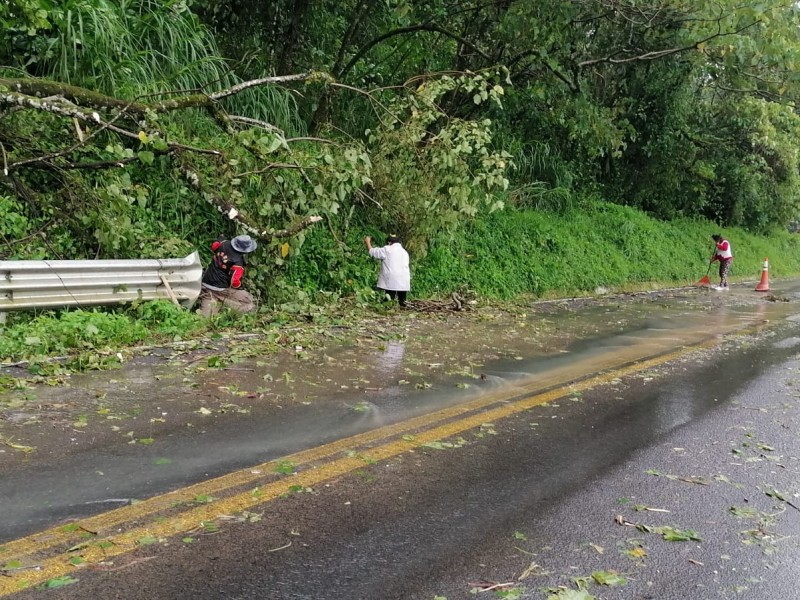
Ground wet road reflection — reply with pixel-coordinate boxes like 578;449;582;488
2;281;800;541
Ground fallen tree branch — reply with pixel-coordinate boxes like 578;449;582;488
404;292;472;312
265;215;324;239
39;156;141;171
5;96;139;172
0;90;103;123
227;115;285;133
0;77;147;114
0;72;331;116
1;91;221;173
235;163;314;178
177;159;322;241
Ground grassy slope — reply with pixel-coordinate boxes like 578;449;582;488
412;202;800;298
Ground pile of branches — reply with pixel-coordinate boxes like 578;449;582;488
405;291;476;312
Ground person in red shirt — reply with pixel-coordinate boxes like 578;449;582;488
197;235;258;317
710;234;733;289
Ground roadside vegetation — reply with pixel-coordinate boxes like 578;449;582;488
2;204;799;366
2;1;800;362
292;200;800;300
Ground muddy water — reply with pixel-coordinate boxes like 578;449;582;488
1;282;800;539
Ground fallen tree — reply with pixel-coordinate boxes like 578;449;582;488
0;73;343;246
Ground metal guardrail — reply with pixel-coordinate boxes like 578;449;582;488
0;252;203;315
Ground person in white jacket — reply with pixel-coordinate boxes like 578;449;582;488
364;234;411;307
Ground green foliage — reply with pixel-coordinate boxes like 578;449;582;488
4;0;800;321
0;196;30;241
1;0;300;129
133;299;204;336
283;221;375;297
0;310;147;359
284;197;800;300
366;71;511;255
0;301;204;361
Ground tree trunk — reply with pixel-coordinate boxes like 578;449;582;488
277;0;311;75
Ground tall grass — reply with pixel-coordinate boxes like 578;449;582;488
503;140;580;213
0;301;204;361
36;0;303;133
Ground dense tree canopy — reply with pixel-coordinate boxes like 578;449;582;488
1;0;800;300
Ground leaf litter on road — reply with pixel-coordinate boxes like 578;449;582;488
517;562;547;580
644;469;710;485
632;504;670;513
38;575;78;590
614;516;702;541
591;570;628;586
764;487;800;511
546;588;595;600
0;435;36;454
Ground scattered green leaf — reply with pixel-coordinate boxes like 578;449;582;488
591;570;627;586
274;461;296;474
39;576;78;589
137;535;158;546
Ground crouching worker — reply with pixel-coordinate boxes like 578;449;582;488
197;235;258;317
365;233;411;307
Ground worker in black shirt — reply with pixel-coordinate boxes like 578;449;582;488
197;235;258;317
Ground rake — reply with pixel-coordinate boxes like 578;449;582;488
695;262;712;287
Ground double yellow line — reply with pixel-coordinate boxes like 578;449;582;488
0;336;721;596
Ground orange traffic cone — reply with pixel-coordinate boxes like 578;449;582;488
755;257;770;292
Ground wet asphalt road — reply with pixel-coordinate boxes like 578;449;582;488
13;312;800;599
5;285;800;599
0;287;790;542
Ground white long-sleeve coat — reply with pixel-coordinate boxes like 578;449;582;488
369;243;411;291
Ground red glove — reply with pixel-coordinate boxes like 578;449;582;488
231;265;245;288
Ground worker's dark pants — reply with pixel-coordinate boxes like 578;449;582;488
719;258;732;287
378;288;407;307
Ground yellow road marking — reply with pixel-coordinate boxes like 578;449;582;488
0;327;707;561
0;341;716;596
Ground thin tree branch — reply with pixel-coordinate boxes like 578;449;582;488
284;137;341;146
577;20;760;68
332;0;378;76
339;24;493;80
204;72;330;103
0;142;7;176
5;97;138;172
228;115;285;133
235;163;315;178
265;215;325;239
38;157;140;171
